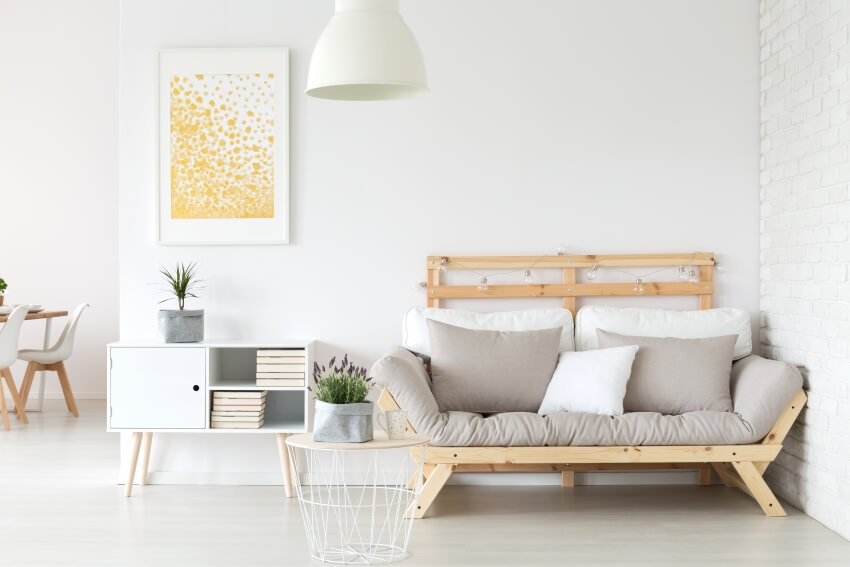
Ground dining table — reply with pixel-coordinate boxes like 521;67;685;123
0;309;68;412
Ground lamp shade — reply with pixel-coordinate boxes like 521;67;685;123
307;0;428;100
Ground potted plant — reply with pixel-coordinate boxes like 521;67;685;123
0;277;6;306
158;262;204;343
311;354;374;442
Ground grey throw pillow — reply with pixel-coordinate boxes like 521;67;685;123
427;320;562;413
596;330;737;415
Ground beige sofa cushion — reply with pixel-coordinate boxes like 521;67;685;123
370;349;804;447
427;320;561;413
596;330;737;414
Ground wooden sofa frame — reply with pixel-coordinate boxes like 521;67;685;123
377;253;806;518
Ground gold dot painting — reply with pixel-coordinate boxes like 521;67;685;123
170;73;275;219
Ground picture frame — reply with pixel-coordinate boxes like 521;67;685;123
157;48;289;245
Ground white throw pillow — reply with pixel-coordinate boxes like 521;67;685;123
538;345;640;417
574;306;752;360
403;306;575;356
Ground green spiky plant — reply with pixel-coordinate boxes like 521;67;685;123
0;277;7;295
310;354;373;404
159;262;202;310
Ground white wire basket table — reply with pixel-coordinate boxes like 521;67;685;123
286;432;429;564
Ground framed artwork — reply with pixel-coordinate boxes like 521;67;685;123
157;48;289;245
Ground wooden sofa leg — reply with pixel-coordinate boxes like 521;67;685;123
698;466;713;486
409;464;454;519
731;461;786;517
711;463;739;489
561;469;575;487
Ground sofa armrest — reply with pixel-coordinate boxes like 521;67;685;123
731;354;804;440
369;346;443;437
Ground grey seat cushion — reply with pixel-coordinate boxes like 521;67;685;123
370;347;804;448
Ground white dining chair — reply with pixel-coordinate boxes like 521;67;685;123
0;306;30;430
18;304;89;417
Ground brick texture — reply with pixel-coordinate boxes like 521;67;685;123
760;0;850;541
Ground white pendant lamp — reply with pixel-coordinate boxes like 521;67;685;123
307;0;428;101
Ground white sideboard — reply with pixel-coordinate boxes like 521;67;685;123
107;339;315;496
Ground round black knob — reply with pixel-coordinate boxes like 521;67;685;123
193;385;200;391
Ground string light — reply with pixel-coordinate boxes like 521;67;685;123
678;266;688;281
522;270;534;284
633;278;645;295
586;264;599;280
477;277;489;292
440;257;448;271
412;281;427;291
556;245;568;256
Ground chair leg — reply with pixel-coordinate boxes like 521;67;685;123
18;362;38;410
0;368;28;423
0;378;9;430
53;362;79;417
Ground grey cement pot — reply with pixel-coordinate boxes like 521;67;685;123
313;400;374;443
158;309;204;343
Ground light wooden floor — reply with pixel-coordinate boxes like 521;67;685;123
0;400;847;566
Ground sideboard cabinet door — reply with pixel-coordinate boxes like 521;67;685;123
109;347;206;429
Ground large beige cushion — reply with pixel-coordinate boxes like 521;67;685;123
427;320;561;413
403;306;575;356
575;306;752;360
597;330;737;414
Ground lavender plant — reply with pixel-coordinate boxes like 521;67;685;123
310;354;373;404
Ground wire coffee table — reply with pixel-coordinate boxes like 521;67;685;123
286;432;429;564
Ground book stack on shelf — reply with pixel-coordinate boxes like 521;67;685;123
211;391;266;429
256;348;306;387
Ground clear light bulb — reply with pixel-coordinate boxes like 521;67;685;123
715;262;727;273
522;270;534;284
586;265;598;280
477;277;489;292
634;278;644;295
688;270;698;283
411;281;427;291
440;258;448;271
678;266;688;281
556;245;567;256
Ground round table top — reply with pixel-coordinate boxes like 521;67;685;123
286;431;430;451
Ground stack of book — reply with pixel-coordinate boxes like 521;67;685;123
256;349;306;387
210;391;266;429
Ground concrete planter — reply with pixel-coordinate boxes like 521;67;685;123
313;400;374;443
158;309;204;343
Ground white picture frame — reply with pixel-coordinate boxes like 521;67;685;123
157;48;289;245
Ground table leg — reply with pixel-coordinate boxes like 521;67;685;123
33;318;52;412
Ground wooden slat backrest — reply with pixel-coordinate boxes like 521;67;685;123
425;253;715;315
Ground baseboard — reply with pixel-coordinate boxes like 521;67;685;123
3;393;106;403
122;469;706;487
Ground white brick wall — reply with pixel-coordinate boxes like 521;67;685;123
760;0;850;541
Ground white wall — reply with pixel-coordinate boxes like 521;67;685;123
0;0;119;400
118;0;761;480
759;0;850;541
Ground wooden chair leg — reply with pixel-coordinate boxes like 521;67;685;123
409;463;454;519
1;369;28;423
17;362;38;410
731;461;786;517
54;362;79;417
561;469;575;487
0;378;9;430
